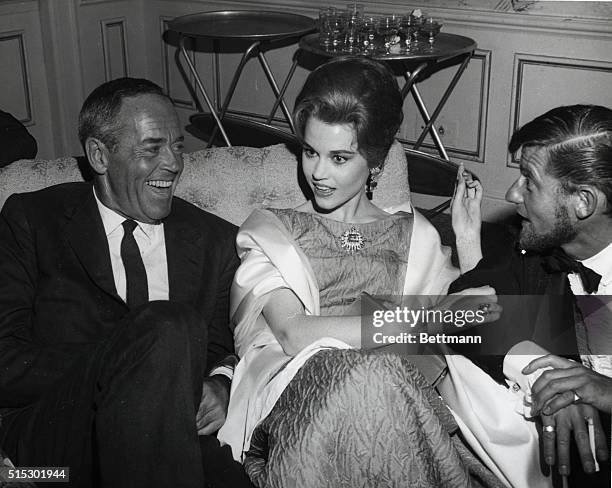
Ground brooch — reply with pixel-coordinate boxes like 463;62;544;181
339;226;366;253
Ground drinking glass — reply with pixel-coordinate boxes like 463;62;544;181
318;7;337;50
408;13;424;49
344;14;362;53
375;15;400;55
329;12;349;53
421;17;443;48
345;2;364;17
398;14;420;53
359;15;377;52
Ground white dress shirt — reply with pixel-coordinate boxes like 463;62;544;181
93;188;169;302
93;189;233;379
568;241;612;378
505;242;612;412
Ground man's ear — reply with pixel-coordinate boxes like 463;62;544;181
85;137;109;175
573;185;600;220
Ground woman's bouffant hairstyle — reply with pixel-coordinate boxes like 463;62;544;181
293;56;404;169
509;104;612;214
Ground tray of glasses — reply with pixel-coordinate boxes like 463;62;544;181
300;32;475;62
169;10;316;41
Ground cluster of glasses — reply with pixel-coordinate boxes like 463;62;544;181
318;5;443;55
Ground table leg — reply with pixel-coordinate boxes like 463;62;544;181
400;62;449;161
410;85;449;160
206;41;262;146
413;54;472;154
400;62;428;100
178;36;231;147
213;42;221;111
258;50;296;133
266;52;299;132
218;41;261;121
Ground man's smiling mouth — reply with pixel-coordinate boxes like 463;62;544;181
146;180;173;189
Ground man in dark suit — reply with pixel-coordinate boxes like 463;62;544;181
451;104;612;486
0;78;247;487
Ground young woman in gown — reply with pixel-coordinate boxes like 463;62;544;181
217;56;501;488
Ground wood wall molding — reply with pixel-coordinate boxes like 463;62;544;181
508;53;612;166
154;0;612;35
100;17;128;80
38;0;85;156
80;0;129;4
469;49;491;163
0;30;32;124
0;0;37;16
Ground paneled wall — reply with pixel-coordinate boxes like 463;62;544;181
1;0;148;157
1;0;611;220
149;0;612;219
1;1;54;157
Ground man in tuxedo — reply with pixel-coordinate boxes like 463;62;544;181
0;78;249;487
451;104;612;485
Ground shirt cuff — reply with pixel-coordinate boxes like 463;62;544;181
209;355;238;381
503;341;552;418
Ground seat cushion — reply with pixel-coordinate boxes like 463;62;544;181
179;141;411;225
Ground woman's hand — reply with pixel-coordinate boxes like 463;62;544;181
429;285;502;334
523;354;612;414
451;164;484;273
451;164;482;240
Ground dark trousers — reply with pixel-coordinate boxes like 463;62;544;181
0;302;224;487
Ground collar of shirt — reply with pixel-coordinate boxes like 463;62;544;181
568;240;612;295
92;187;169;302
581;241;612;287
93;187;160;243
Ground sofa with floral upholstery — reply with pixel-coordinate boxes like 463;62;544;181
0;141;411;226
2;139;416;483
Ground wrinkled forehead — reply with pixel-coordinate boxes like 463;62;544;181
119;94;181;136
121;93;176;119
518;145;551;175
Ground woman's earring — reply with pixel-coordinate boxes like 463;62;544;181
366;166;381;199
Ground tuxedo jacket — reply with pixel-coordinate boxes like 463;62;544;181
0;182;239;411
449;238;579;382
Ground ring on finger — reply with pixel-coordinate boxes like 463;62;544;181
478;303;491;313
543;425;556;433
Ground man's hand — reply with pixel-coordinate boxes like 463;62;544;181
523;354;612;414
196;375;230;435
540;404;608;476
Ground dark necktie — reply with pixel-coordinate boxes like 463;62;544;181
121;219;148;309
541;247;602;294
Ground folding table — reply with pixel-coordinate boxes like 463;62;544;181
169;10;315;146
298;32;477;161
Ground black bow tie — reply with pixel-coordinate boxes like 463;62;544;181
541;248;602;294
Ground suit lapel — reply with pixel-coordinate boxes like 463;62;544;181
63;187;123;304
165;205;205;303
